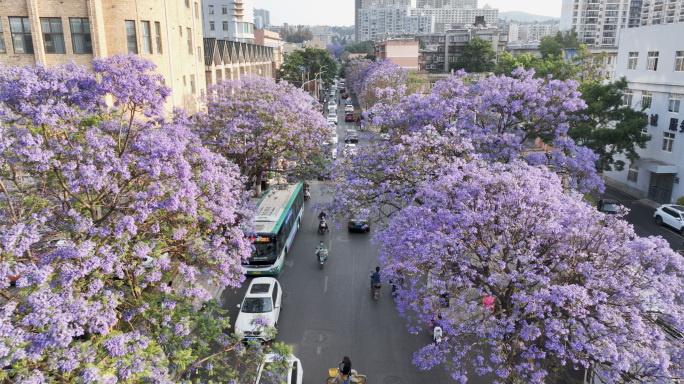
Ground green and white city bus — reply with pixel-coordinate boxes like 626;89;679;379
244;183;304;275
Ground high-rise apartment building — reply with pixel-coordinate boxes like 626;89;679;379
254;8;270;29
417;0;478;7
201;0;255;43
358;6;413;42
520;23;560;41
639;0;684;25
406;13;437;34
628;0;643;27
0;0;205;113
560;0;631;47
411;5;498;33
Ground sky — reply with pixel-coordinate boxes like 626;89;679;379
253;0;563;27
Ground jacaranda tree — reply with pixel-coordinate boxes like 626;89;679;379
325;69;600;227
198;75;331;196
357;60;409;110
344;58;374;97
0;55;287;383
375;159;684;384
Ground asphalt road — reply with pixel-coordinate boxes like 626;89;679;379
598;184;684;250
219;90;462;384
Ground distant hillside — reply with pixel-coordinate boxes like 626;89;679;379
499;11;559;23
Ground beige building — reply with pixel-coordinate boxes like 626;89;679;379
0;0;206;113
204;38;275;87
374;39;419;70
304;37;327;49
254;29;283;69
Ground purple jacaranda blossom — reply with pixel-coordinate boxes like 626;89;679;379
0;56;271;383
198;75;331;196
374;159;684;383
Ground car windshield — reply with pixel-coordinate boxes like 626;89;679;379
241;297;273;313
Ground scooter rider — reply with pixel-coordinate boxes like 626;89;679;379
316;241;328;260
318;210;327;221
370;266;381;289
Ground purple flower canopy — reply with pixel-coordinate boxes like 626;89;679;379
0;55;257;382
198;75;331;191
332;59;684;382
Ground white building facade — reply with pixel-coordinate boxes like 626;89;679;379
603;23;684;203
560;0;631;47
201;0;255;43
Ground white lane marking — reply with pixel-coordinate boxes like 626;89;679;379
324;276;328;293
317;346;321;355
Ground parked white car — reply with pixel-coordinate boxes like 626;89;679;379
253;353;303;384
343;143;357;157
328;104;338;113
653;204;684;234
235;277;282;342
327;116;338;125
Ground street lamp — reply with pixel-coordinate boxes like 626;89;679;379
315;65;327;102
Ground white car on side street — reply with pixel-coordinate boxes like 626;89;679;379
235;277;282;342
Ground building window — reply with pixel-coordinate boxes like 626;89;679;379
663;132;675;152
195;3;199;19
179;26;182;37
155;22;162;54
197;46;201;62
642;91;653;109
209;5;214;14
190;74;196;94
223;21;229;31
185;0;189;7
676;51;684;72
623;89;633;107
627;163;638;182
41;18;66;54
0;19;6;53
125;20;138;54
628;52;638;69
183;76;186;86
140;21;152;54
69;18;92;54
223;5;228;14
669;93;681;113
186;28;192;54
9;17;34;54
647;51;659;71
210;22;215;31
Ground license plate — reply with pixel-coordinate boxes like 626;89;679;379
252;271;261;274
247;337;256;341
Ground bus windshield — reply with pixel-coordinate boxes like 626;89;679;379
250;242;277;265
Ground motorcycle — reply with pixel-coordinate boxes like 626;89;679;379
316;247;328;269
370;271;381;300
318;218;329;235
371;282;381;300
303;187;310;201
